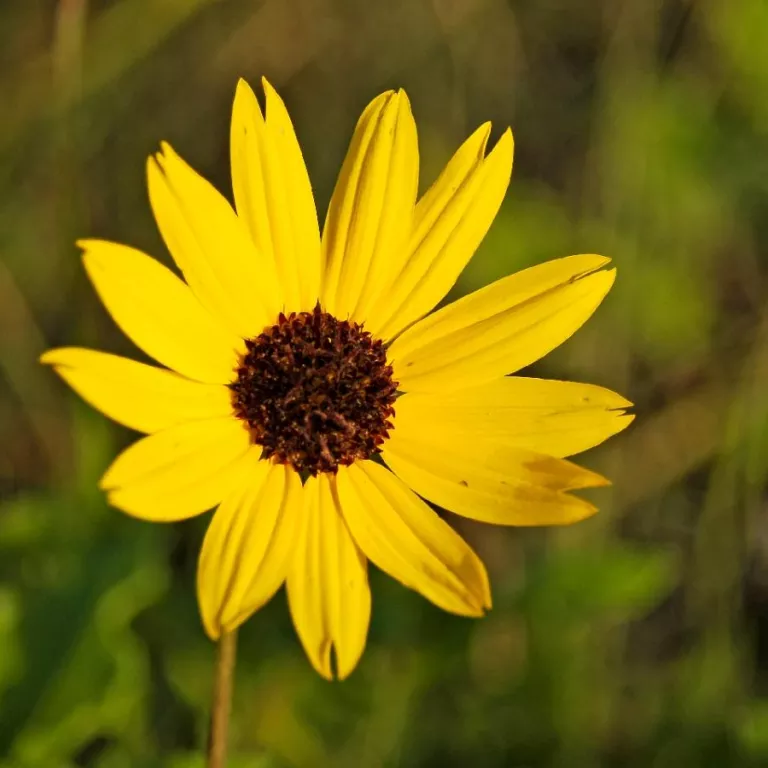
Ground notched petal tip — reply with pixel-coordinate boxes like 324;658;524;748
454;595;488;618
145;154;162;180
322;650;360;681
260;77;297;136
202;618;221;642
374;89;398;110
564;259;616;298
560;499;599;525
531;454;612;492
472;579;492;615
335;651;357;682
474;120;493;150
391;90;414;134
581;255;613;272
39;348;63;366
234;76;263;116
598;389;634;410
99;467;119;491
38;346;87;370
603;410;636;444
79;244;103;273
149;142;177;174
461;552;492;616
582;473;612;489
260;75;278;101
77;240;109;275
461;587;491;617
103;487;120;505
586;265;617;301
314;641;335;681
77;238;130;265
490;125;514;159
75;237;99;252
395;87;411;108
198;584;224;642
154;142;185;177
197;551;224;641
479;562;493;611
482;126;514;186
607;409;636;434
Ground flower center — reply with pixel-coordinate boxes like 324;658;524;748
231;305;398;476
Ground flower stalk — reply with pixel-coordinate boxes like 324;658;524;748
208;630;237;768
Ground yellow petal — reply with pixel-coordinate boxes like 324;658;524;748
371;126;514;340
40;347;234;434
336;461;490;617
198;461;302;639
147;143;282;337
382;425;608;526
287;473;371;680
391;377;634;458
80;240;242;384
321;90;418;325
388;255;615;392
101;418;255;522
231;78;321;311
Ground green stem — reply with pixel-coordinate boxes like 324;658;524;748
208;630;238;768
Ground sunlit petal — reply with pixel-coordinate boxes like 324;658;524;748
198;461;302;638
80;239;242;384
148;143;282;336
41;347;234;434
383;424;608;526
101;418;254;522
391;377;633;458
336;461;490;616
371;126;513;340
321;90;418;326
389;255;614;392
287;473;371;680
231;78;321;310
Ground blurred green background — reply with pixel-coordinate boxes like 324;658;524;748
2;0;768;766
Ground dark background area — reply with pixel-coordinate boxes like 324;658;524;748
2;0;768;766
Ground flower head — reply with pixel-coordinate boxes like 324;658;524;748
42;78;633;679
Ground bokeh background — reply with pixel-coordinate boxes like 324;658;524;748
2;0;768;765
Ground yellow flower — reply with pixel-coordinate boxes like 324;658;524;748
42;78;633;680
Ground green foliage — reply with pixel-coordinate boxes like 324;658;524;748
524;545;678;621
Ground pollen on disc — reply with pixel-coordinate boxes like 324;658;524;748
231;305;398;475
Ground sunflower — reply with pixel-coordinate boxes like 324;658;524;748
42;78;633;680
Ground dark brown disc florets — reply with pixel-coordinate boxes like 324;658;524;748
231;305;398;476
